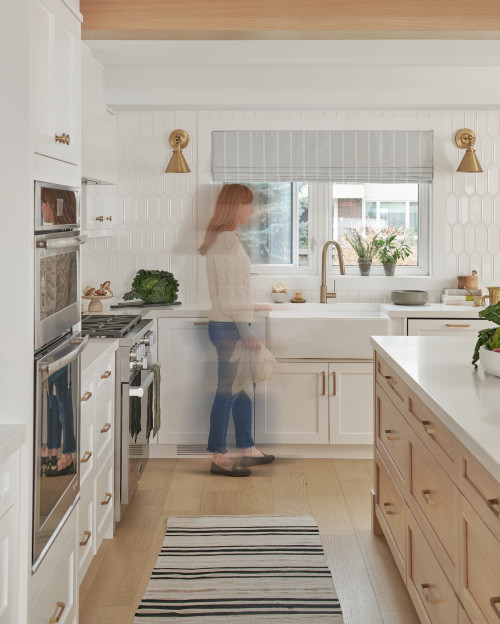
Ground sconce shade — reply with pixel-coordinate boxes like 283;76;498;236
455;128;483;173
165;129;190;173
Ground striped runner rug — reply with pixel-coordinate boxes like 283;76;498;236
134;515;344;623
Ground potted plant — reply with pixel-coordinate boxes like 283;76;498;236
343;227;383;276
378;234;412;276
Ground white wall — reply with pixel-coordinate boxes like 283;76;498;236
81;108;500;305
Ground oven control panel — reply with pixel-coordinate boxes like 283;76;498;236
129;331;156;370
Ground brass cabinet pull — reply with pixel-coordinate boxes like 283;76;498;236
332;371;337;396
384;375;397;386
81;391;92;402
445;323;471;328
420;583;439;604
106;216;113;221
100;423;112;433
384;429;398;441
95;216;104;222
421;420;437;435
101;370;112;379
79;530;91;547
194;321;209;326
487;498;500;518
80;450;92;464
322;372;326;396
48;602;66;623
383;502;396;515
101;492;112;506
421;489;437;505
54;133;70;145
490;596;500;617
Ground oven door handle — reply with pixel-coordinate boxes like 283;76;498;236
39;336;89;375
129;371;155;397
36;235;87;250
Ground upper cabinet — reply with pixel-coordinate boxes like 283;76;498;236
31;0;81;166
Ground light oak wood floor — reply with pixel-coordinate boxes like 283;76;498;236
79;457;420;624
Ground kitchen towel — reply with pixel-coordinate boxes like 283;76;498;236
146;363;161;441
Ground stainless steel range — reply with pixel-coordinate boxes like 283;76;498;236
81;314;158;525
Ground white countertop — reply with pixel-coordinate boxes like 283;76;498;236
370;335;500;481
90;300;487;320
0;424;26;463
81;338;119;372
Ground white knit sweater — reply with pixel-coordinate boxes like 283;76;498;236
205;231;253;338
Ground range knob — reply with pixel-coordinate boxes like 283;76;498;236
140;330;155;346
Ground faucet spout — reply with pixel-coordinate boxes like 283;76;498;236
320;240;345;303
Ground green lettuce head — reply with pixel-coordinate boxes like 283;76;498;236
123;269;179;304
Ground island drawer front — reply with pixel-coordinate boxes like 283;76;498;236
94;353;115;400
375;385;409;492
407;388;459;481
375;450;406;577
407;509;458;624
460;497;500;624
460;446;500;541
375;353;406;412
408;430;459;586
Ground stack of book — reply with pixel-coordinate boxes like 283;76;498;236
441;288;481;305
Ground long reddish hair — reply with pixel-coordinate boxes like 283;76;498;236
198;184;253;255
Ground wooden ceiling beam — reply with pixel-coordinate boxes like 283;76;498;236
81;0;500;39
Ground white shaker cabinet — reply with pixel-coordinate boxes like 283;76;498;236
407;318;494;336
81;180;117;235
156;318;219;445
31;0;81;166
255;360;373;445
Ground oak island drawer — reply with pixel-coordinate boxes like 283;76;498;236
407;509;458;624
375;450;406;579
460;446;500;541
375;352;407;412
375;385;409;494
409;430;459;587
406;388;459;481
460;497;500;624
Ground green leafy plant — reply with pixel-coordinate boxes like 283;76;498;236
378;233;412;264
343;227;383;259
123;269;179;304
472;301;500;366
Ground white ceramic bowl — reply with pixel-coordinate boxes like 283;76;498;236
479;345;500;377
271;292;287;303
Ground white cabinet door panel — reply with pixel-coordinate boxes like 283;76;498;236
255;361;329;444
407;318;494;336
329;362;374;445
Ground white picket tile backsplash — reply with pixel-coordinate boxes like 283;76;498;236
82;109;500;304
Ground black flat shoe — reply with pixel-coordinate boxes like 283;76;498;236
240;453;275;467
46;461;75;477
210;461;252;477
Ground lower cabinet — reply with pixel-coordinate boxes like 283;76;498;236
29;506;78;624
256;360;373;445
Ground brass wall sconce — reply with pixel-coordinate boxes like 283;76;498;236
455;129;483;173
165;129;190;173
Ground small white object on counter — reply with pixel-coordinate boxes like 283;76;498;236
479;345;500;377
371;335;500;481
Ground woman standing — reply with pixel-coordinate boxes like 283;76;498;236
199;184;274;477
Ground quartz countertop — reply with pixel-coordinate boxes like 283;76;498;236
370;335;500;481
81;338;119;372
380;303;486;318
0;424;27;464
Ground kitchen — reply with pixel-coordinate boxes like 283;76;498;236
2;2;500;623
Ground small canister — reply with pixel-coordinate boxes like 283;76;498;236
457;270;478;290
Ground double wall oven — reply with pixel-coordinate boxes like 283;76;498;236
33;181;87;569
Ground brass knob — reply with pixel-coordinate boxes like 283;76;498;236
55;133;70;145
96;216;104;222
106;216;112;221
81;391;92;402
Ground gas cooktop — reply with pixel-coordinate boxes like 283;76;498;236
81;314;142;338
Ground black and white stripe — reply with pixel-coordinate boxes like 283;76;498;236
134;515;344;623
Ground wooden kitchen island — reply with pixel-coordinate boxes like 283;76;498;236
371;335;500;624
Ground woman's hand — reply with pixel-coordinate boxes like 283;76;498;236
254;304;273;312
241;335;260;350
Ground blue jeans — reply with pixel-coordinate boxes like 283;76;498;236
46;367;76;455
207;321;254;454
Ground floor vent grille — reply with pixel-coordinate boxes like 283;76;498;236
176;445;211;457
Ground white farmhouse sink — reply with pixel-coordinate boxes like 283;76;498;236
267;303;389;359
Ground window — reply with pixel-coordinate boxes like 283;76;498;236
331;183;428;270
239;183;310;267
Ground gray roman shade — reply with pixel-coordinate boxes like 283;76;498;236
212;130;433;183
